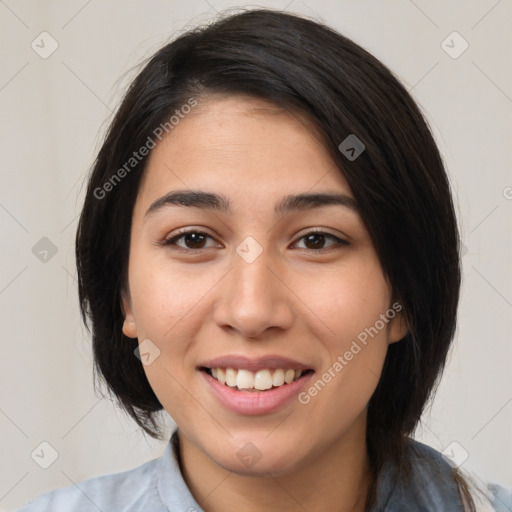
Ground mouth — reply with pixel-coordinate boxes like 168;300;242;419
200;366;314;392
198;355;315;414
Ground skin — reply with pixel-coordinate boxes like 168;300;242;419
122;94;407;512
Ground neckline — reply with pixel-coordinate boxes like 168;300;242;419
159;431;463;512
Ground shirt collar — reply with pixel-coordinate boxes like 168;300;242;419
370;439;464;511
157;431;205;511
157;432;463;511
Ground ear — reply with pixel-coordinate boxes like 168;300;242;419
121;290;138;339
387;309;408;345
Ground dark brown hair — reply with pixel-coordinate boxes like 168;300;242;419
76;8;473;510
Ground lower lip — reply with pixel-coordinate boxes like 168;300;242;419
201;370;314;415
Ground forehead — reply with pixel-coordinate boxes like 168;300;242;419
136;94;352;211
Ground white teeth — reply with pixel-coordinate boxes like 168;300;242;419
209;367;306;391
225;368;237;387
272;369;285;386
284;369;295;384
236;369;254;389
254;369;273;390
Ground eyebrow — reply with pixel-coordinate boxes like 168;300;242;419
144;189;358;219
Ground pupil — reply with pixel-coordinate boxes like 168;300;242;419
186;232;206;249
183;233;327;250
306;234;324;249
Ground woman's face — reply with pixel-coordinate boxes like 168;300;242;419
122;94;406;475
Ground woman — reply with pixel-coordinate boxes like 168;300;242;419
16;8;511;512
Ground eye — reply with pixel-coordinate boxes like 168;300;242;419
162;229;220;251
293;230;349;252
161;228;348;253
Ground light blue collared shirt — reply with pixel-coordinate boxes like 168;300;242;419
14;432;512;511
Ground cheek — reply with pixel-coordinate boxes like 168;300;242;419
304;260;391;343
127;255;208;340
301;261;391;399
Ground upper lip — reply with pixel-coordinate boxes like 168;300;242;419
199;355;313;372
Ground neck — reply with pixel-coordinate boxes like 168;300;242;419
177;417;372;512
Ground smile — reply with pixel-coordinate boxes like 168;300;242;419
203;367;309;391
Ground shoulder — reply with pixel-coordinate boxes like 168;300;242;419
467;480;512;512
408;438;512;512
13;454;166;512
487;482;512;511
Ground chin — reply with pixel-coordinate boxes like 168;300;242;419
209;434;307;477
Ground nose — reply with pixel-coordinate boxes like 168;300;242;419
212;243;294;339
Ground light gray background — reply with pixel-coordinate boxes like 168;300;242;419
1;0;511;509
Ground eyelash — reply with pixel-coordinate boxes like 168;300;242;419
160;228;349;254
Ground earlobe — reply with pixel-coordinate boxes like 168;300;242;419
122;316;137;339
388;311;408;344
121;293;138;339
